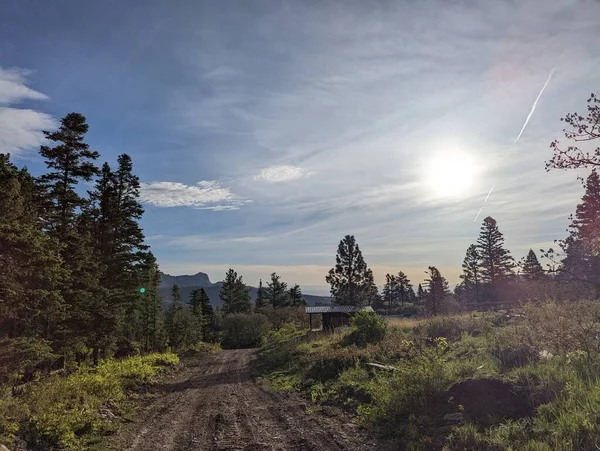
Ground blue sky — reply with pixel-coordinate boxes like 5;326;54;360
1;0;599;294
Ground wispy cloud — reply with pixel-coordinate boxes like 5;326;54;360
0;67;55;156
139;180;247;210
253;164;313;183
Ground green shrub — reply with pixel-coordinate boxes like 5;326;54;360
2;352;179;450
221;313;271;349
304;346;370;382
415;314;491;342
343;311;387;347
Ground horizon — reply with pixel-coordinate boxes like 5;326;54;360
2;0;599;294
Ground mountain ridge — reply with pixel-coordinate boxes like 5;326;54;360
159;271;331;307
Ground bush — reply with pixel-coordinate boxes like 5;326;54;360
221;313;271;349
343;312;387;347
1;352;179;450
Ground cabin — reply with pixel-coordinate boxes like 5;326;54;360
305;305;375;331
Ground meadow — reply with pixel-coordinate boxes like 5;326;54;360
254;301;600;451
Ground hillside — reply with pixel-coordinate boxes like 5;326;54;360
159;271;331;307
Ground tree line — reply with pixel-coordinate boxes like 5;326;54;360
1;113;168;374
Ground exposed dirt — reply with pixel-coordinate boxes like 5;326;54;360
107;349;384;451
446;378;532;425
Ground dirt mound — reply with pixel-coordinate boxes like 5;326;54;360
446;378;532;425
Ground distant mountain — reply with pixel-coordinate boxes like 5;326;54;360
159;271;212;288
159;272;330;308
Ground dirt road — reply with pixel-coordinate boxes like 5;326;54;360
110;349;382;451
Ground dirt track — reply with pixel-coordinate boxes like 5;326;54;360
110;349;382;451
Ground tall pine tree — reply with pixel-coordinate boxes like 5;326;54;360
476;217;514;297
220;269;252;314
521;249;545;281
255;279;269;308
425;266;450;316
326;235;374;306
288;284;306;306
459;244;482;303
266;272;290;308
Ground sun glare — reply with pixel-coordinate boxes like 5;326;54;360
425;151;475;198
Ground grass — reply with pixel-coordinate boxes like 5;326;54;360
254;301;600;450
0;352;179;450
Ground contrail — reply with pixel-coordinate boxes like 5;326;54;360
514;67;556;143
483;185;495;204
473;186;495;222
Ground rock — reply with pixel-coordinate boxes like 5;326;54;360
443;412;464;422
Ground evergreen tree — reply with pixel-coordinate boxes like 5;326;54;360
266;272;290;308
0;154;66;341
255;279;269;308
365;269;380;306
36;113;103;358
521;249;545;281
425;266;450;316
407;285;417;303
476;216;514;288
288;284;306;306
220;269;252;314
197;288;216;342
382;274;398;311
396;271;412;305
188;289;204;344
417;283;426;304
459;244;482;303
137;253;164;352
165;285;193;349
326;235;375;306
37;113;99;237
560;171;600;296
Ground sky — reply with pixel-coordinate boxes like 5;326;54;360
1;0;599;295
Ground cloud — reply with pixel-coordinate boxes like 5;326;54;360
139;180;247;210
254;165;313;183
0;68;48;105
0;68;54;156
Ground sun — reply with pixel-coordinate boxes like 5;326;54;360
425;151;475;197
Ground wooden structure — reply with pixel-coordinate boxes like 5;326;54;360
305;305;375;331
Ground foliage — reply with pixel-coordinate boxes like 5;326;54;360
326;235;378;306
0;352;178;450
254;301;600;450
547;91;600;170
220;269;252;314
221;313;271;349
458;244;482;304
425;266;450;315
343;312;387;347
476;216;515;291
265;272;290;308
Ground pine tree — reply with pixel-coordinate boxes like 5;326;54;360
326;235;375;306
521;249;545;281
197;288;216;342
288;284;306;306
396;271;412;305
38;113;99;238
36;113;103;358
137;253;164;352
0;154;66;341
417;283;426;304
266;272;290;308
382;274;398;311
188;289;204;344
255;279;269;308
407;285;417;303
165;285;193;349
476;216;514;288
220;269;251;314
425;266;450;316
459;244;482;303
561;171;600;296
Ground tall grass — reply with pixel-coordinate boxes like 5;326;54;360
254;301;600;450
0;352;179;450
